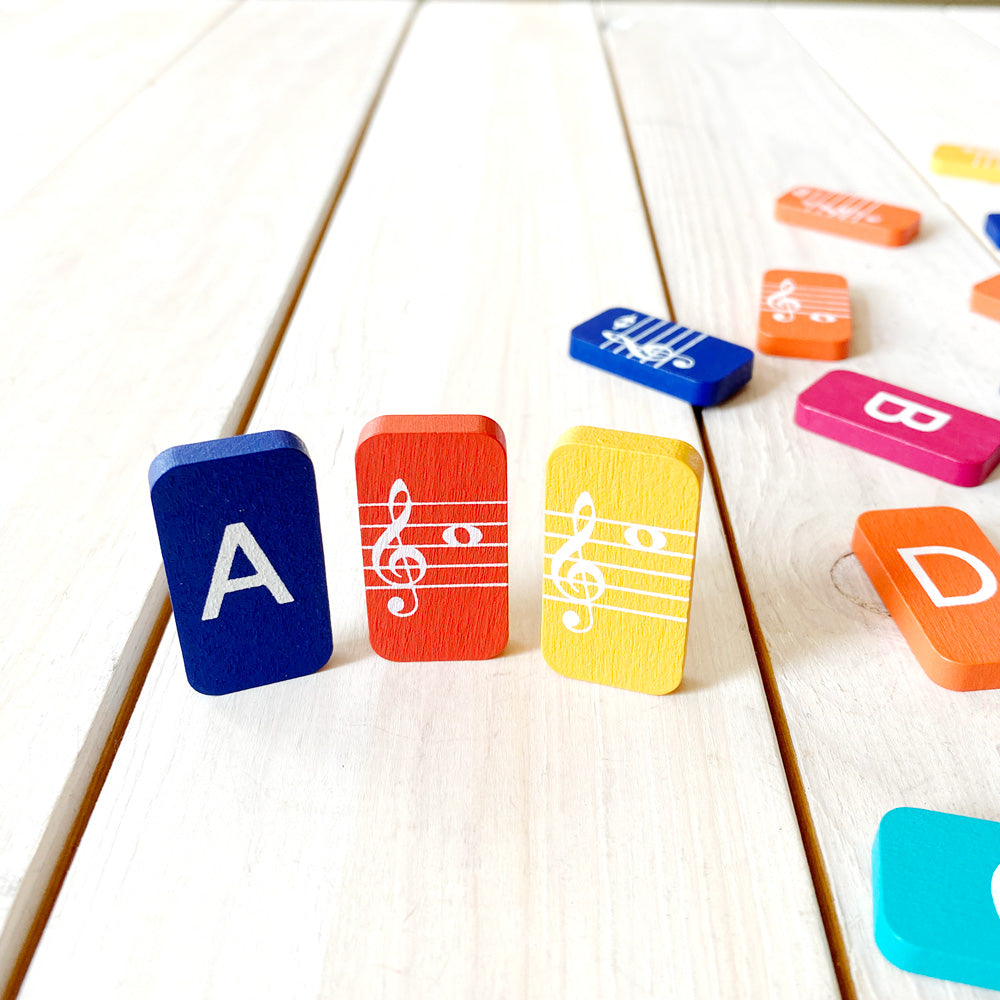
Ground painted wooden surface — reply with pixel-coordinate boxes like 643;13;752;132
569;307;754;406
150;431;333;695
972;273;1000;321
794;370;1000;487
775;186;921;247
355;414;509;662
17;4;837;999
0;1;411;992
758;270;852;360
542;426;702;695
5;3;1000;999
605;3;1000;998
0;2;233;217
852;506;1000;692
873;807;1000;991
776;4;1000;263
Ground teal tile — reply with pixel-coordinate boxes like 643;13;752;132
874;807;1000;990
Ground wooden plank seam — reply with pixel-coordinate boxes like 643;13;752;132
595;8;856;999
0;6;422;998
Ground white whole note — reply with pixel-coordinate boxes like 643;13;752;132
624;524;667;551
442;523;483;547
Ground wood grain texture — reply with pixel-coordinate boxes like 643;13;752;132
852;507;1000;691
0;2;410;990
355;415;508;661
150;431;333;694
794;370;1000;487
542;426;702;695
19;4;838;998
0;1;234;217
604;3;1000;997
776;4;1000;262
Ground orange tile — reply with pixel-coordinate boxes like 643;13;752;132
853;507;1000;691
972;274;1000;323
758;270;851;359
776;186;920;246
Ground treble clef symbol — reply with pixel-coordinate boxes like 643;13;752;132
549;491;606;633
371;478;427;618
766;278;801;323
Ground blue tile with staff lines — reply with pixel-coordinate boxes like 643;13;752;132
570;307;753;407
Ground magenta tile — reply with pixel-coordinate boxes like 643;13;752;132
795;370;1000;487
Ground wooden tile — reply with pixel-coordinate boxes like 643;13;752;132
570;307;753;406
874;806;1000;990
355;415;508;661
986;213;1000;251
758;269;851;359
149;431;332;695
853;506;1000;691
795;370;1000;486
542;426;703;694
931;144;1000;183
775;185;920;246
972;273;1000;322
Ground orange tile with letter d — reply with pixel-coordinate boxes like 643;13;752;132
853;507;1000;691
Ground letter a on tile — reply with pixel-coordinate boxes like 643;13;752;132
355;415;508;661
149;430;332;695
542;426;703;694
852;507;1000;690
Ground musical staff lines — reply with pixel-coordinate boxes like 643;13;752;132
790;186;883;225
761;278;850;322
598;311;704;369
543;492;695;632
361;480;508;617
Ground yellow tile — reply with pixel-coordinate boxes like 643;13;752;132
542;426;703;694
931;144;1000;183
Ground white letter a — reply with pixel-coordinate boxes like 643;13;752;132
202;521;294;621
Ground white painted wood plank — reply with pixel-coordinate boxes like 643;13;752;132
0;1;57;37
19;4;839;998
0;2;235;218
0;1;410;990
775;3;1000;262
604;3;1000;998
949;6;1000;50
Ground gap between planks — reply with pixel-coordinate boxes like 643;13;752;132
594;6;858;999
769;3;999;261
0;6;422;999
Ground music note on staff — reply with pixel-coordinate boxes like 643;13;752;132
542;426;703;695
758;270;851;360
599;313;701;369
570;307;753;407
545;491;693;632
775;186;920;246
356;414;509;661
